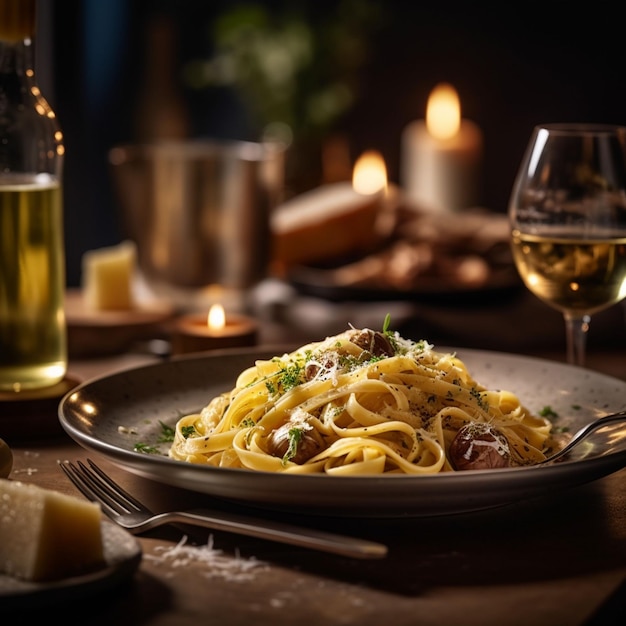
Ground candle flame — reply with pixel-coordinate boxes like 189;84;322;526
352;150;387;195
426;83;461;140
207;303;226;330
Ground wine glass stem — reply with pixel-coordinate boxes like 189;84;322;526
564;313;591;367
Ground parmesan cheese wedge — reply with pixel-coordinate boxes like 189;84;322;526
0;479;104;582
82;240;136;310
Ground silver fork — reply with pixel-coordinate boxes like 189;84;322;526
538;409;626;464
59;459;387;560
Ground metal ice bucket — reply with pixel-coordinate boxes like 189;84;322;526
109;140;284;308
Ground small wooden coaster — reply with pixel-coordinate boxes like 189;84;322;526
0;375;82;442
65;289;174;357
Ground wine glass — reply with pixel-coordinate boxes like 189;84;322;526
509;123;626;366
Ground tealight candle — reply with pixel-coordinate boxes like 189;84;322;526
171;304;258;355
401;83;483;213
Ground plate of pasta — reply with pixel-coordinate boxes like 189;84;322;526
58;324;626;517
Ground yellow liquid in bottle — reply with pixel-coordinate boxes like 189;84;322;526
0;175;67;390
0;0;36;43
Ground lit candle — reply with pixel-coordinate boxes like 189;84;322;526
401;83;483;213
271;150;391;267
172;304;258;355
352;150;388;195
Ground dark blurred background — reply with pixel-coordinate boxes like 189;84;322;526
36;0;626;287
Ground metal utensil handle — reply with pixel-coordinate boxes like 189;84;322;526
152;509;388;560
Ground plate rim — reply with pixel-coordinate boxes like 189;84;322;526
57;347;626;517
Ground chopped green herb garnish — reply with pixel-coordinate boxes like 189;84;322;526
134;442;160;454
181;425;196;439
539;406;559;418
469;386;489;412
367;354;385;363
381;314;401;352
552;425;570;433
157;420;175;443
278;363;304;391
282;427;304;464
382;313;392;334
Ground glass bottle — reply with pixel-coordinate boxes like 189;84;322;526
0;0;67;391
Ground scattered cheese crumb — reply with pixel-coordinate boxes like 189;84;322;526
11;467;38;476
118;425;139;435
145;535;269;582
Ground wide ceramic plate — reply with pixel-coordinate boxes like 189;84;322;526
0;521;141;609
58;347;626;518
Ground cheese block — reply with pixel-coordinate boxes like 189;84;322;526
0;479;104;582
82;240;136;310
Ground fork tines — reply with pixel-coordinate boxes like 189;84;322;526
59;459;142;517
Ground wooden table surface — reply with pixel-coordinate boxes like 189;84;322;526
3;287;626;625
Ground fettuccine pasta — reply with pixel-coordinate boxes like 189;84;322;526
169;324;556;474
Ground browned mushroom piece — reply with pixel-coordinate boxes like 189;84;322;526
304;353;339;381
304;362;320;380
267;422;323;464
449;422;511;471
348;329;395;358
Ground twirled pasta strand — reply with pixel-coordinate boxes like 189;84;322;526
169;329;554;474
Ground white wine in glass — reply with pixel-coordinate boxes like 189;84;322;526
509;123;626;366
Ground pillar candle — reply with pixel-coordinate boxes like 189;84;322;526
401;83;483;213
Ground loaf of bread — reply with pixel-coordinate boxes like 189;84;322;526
270;182;391;268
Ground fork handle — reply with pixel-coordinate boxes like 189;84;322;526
149;508;387;559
